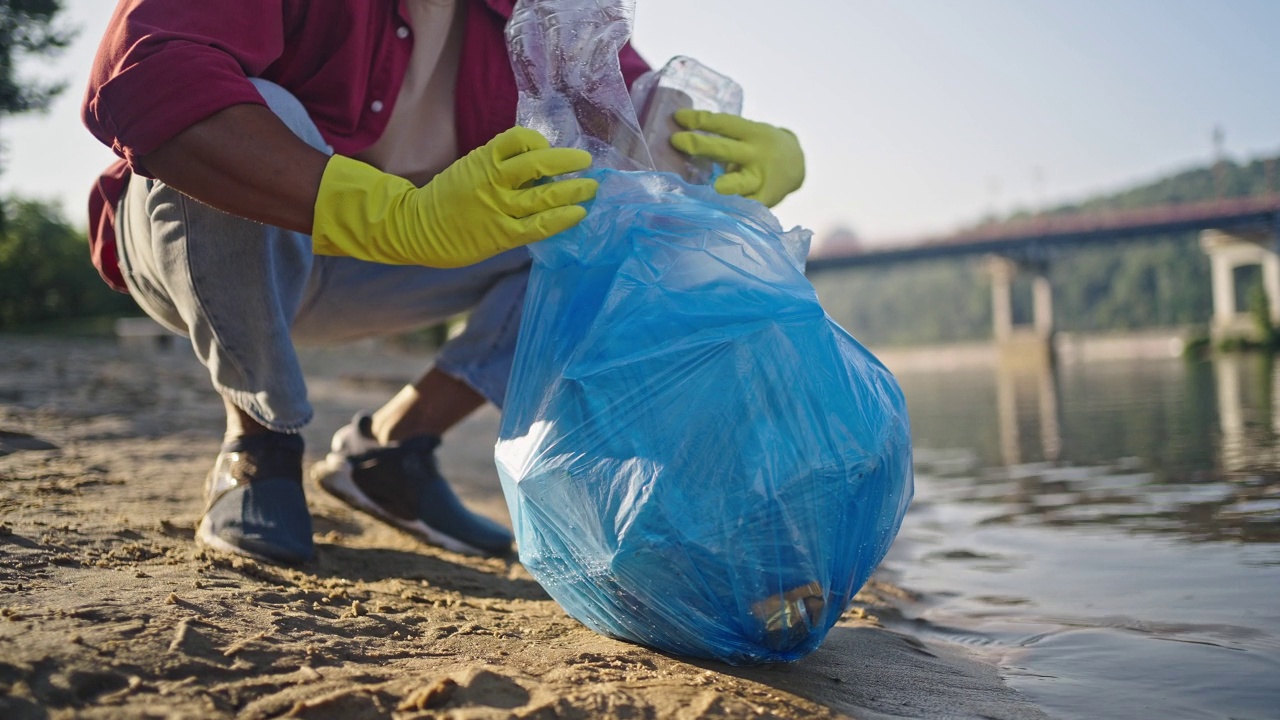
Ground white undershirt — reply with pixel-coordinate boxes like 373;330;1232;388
355;0;463;187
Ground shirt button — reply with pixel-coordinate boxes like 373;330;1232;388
397;26;410;39
371;100;384;113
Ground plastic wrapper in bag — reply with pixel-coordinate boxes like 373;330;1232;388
496;0;913;664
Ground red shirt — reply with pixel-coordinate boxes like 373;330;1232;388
83;0;649;292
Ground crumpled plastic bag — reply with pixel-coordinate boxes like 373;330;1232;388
495;0;913;665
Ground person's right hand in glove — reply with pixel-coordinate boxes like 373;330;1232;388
312;127;597;267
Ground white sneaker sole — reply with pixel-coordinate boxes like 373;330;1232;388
311;453;488;557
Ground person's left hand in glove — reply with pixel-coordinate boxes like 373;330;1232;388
669;110;805;207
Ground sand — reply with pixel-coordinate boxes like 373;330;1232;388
0;334;1049;719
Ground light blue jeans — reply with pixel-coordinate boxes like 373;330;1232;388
116;80;529;432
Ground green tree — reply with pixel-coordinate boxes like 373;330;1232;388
0;0;73;118
0;197;135;329
1;0;74;232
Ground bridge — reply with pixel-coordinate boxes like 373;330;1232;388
807;194;1280;349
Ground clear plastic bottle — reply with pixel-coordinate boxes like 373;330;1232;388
506;0;744;185
506;0;654;172
631;56;744;185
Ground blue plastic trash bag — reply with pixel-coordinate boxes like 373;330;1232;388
495;0;914;665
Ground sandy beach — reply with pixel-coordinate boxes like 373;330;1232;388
0;334;1048;719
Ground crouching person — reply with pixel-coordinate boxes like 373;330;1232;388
81;0;802;566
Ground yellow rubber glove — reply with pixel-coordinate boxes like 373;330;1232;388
669;110;805;207
312;127;597;268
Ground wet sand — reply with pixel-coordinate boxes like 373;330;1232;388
0;334;1048;719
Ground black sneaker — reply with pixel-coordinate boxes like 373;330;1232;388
311;413;513;557
196;432;313;565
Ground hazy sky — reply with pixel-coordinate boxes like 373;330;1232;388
2;0;1278;243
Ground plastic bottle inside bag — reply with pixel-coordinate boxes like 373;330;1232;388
630;56;744;185
506;0;743;185
507;0;654;172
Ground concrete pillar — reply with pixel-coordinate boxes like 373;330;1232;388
1208;252;1237;331
1198;229;1280;340
1032;274;1054;339
1201;228;1278;341
988;255;1016;342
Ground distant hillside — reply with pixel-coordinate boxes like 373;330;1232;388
812;152;1280;346
1043;155;1277;214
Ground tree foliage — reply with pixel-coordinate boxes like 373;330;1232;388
0;0;73;117
0;198;135;329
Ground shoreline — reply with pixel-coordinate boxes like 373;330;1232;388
0;335;1047;719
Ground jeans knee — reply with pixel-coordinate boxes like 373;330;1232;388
248;79;332;154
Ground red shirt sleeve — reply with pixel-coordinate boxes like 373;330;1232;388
81;1;290;174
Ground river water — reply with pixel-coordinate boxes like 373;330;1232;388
882;354;1280;719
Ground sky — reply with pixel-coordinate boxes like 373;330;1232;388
2;0;1279;246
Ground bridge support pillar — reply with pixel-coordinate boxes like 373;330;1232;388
987;255;1054;339
1033;274;1055;338
1200;229;1280;342
988;255;1016;342
988;254;1055;368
